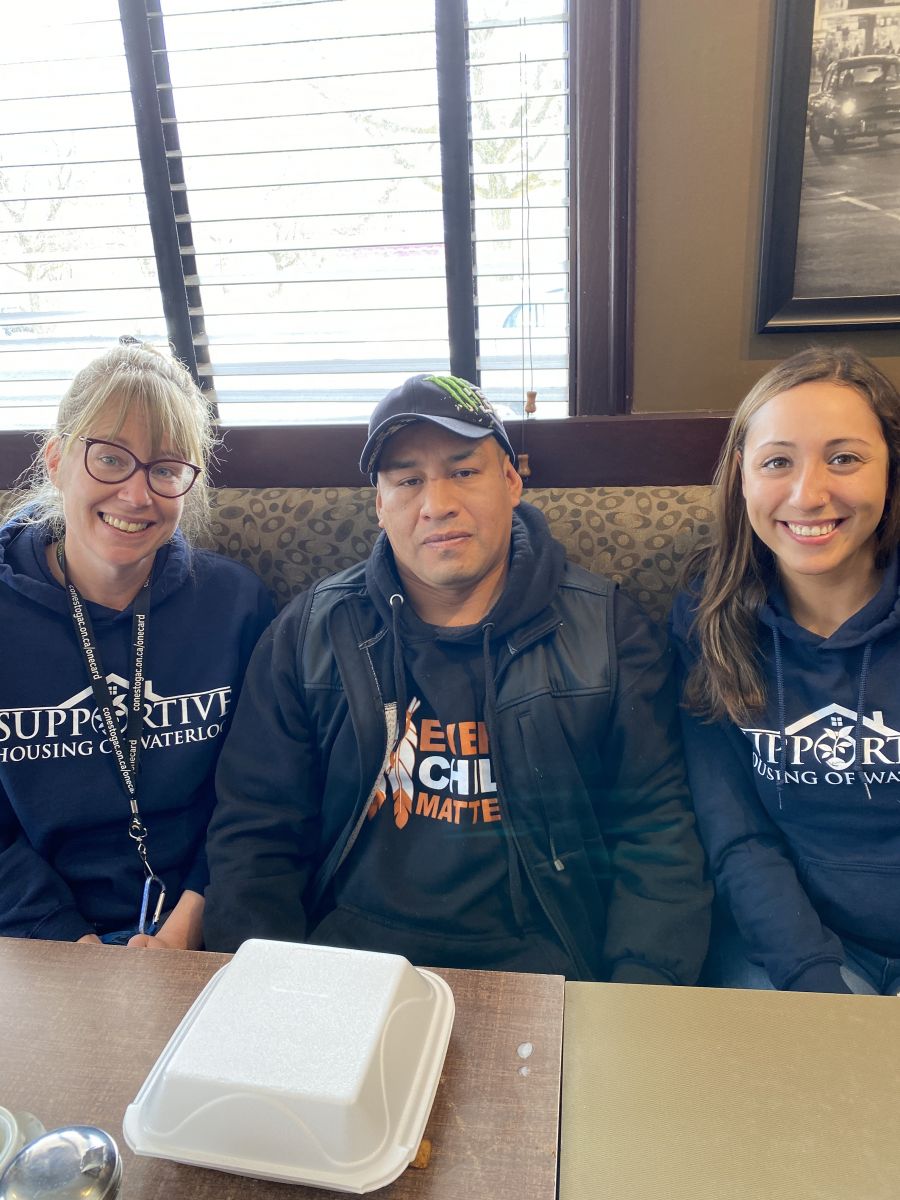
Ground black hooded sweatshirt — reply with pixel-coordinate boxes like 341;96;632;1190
206;500;711;982
311;502;578;973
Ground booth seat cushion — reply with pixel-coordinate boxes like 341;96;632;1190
204;485;715;622
0;485;715;623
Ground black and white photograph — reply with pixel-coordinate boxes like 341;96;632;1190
757;0;900;329
799;0;900;295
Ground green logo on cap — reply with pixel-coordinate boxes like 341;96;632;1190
423;375;495;420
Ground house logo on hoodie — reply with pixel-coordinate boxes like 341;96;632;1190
744;703;900;785
0;673;232;762
367;697;502;828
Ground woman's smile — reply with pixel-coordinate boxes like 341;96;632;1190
99;512;153;534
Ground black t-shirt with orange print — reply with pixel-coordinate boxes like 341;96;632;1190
309;524;578;975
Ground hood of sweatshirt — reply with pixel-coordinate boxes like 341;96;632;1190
0;517;195;621
758;551;900;652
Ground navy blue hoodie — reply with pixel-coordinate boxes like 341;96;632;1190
0;518;273;940
671;554;900;991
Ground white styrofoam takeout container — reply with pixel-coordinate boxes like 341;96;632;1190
123;939;455;1192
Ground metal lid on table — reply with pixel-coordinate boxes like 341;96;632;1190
0;1125;121;1200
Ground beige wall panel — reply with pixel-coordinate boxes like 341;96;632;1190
631;0;900;414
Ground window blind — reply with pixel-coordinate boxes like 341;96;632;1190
0;0;168;430
158;0;449;422
468;2;569;417
0;0;570;430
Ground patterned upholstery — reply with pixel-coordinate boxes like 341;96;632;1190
0;485;715;622
203;486;714;621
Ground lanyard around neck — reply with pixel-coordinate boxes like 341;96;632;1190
56;540;165;932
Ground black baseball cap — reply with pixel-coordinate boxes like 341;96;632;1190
359;374;517;482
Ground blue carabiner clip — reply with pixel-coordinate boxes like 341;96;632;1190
138;873;167;936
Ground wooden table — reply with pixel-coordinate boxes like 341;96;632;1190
560;981;900;1200
0;937;564;1199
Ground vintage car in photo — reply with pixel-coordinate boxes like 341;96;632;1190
808;54;900;151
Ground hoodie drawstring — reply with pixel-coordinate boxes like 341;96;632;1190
772;627;787;810
388;593;406;751
854;642;873;801
481;622;528;929
772;627;874;805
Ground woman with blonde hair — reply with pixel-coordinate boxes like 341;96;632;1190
0;341;273;948
672;346;900;993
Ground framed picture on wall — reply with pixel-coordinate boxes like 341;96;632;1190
756;0;900;332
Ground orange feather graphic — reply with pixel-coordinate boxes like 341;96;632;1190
368;698;420;827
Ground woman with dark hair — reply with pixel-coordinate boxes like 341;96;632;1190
0;342;273;948
672;346;900;993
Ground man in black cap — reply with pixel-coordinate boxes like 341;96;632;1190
204;374;711;982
